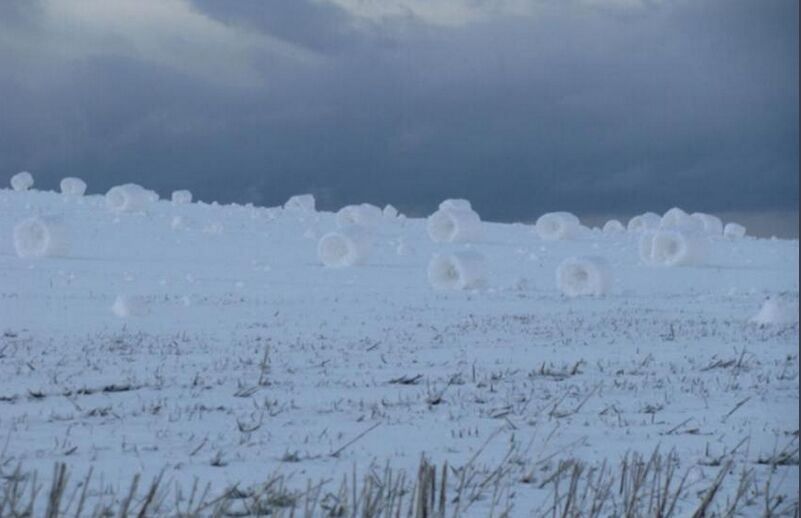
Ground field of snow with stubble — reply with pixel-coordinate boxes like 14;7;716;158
0;183;798;517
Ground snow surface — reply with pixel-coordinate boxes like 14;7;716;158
0;187;798;515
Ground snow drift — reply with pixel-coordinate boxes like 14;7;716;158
318;226;371;267
171;190;192;205
556;256;612;297
535;212;581;241
13;216;70;258
427;208;483;243
627;212;661;233
60;177;87;196
106;184;154;213
427;251;487;290
10;171;34;192
336;204;383;228
640;230;707;267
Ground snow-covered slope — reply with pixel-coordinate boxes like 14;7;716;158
0;187;798;515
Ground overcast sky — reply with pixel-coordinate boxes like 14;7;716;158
1;0;798;235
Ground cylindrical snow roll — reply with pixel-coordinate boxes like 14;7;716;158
723;222;746;239
172;190;192;204
627;212;661;233
13;216;70;258
690;212;723;236
336;203;383;228
171;215;191;230
556;256;612;297
111;295;149;318
643;230;707;267
318;226;371;267
105;184;152;213
284;194;316;212
602;219;626;235
427;251;487;290
751;297;799;326
396;237;412;256
10;171;34;191
638;232;656;264
335;205;358;226
660;207;688;227
60;177;87;196
383;204;399;219
427;208;483;243
535;212;581;241
660;207;703;233
439;199;472;211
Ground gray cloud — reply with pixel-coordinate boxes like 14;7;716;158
0;0;797;235
190;0;363;53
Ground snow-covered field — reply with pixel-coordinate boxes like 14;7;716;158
0;184;798;516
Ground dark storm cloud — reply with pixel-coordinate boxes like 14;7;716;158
0;0;797;235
